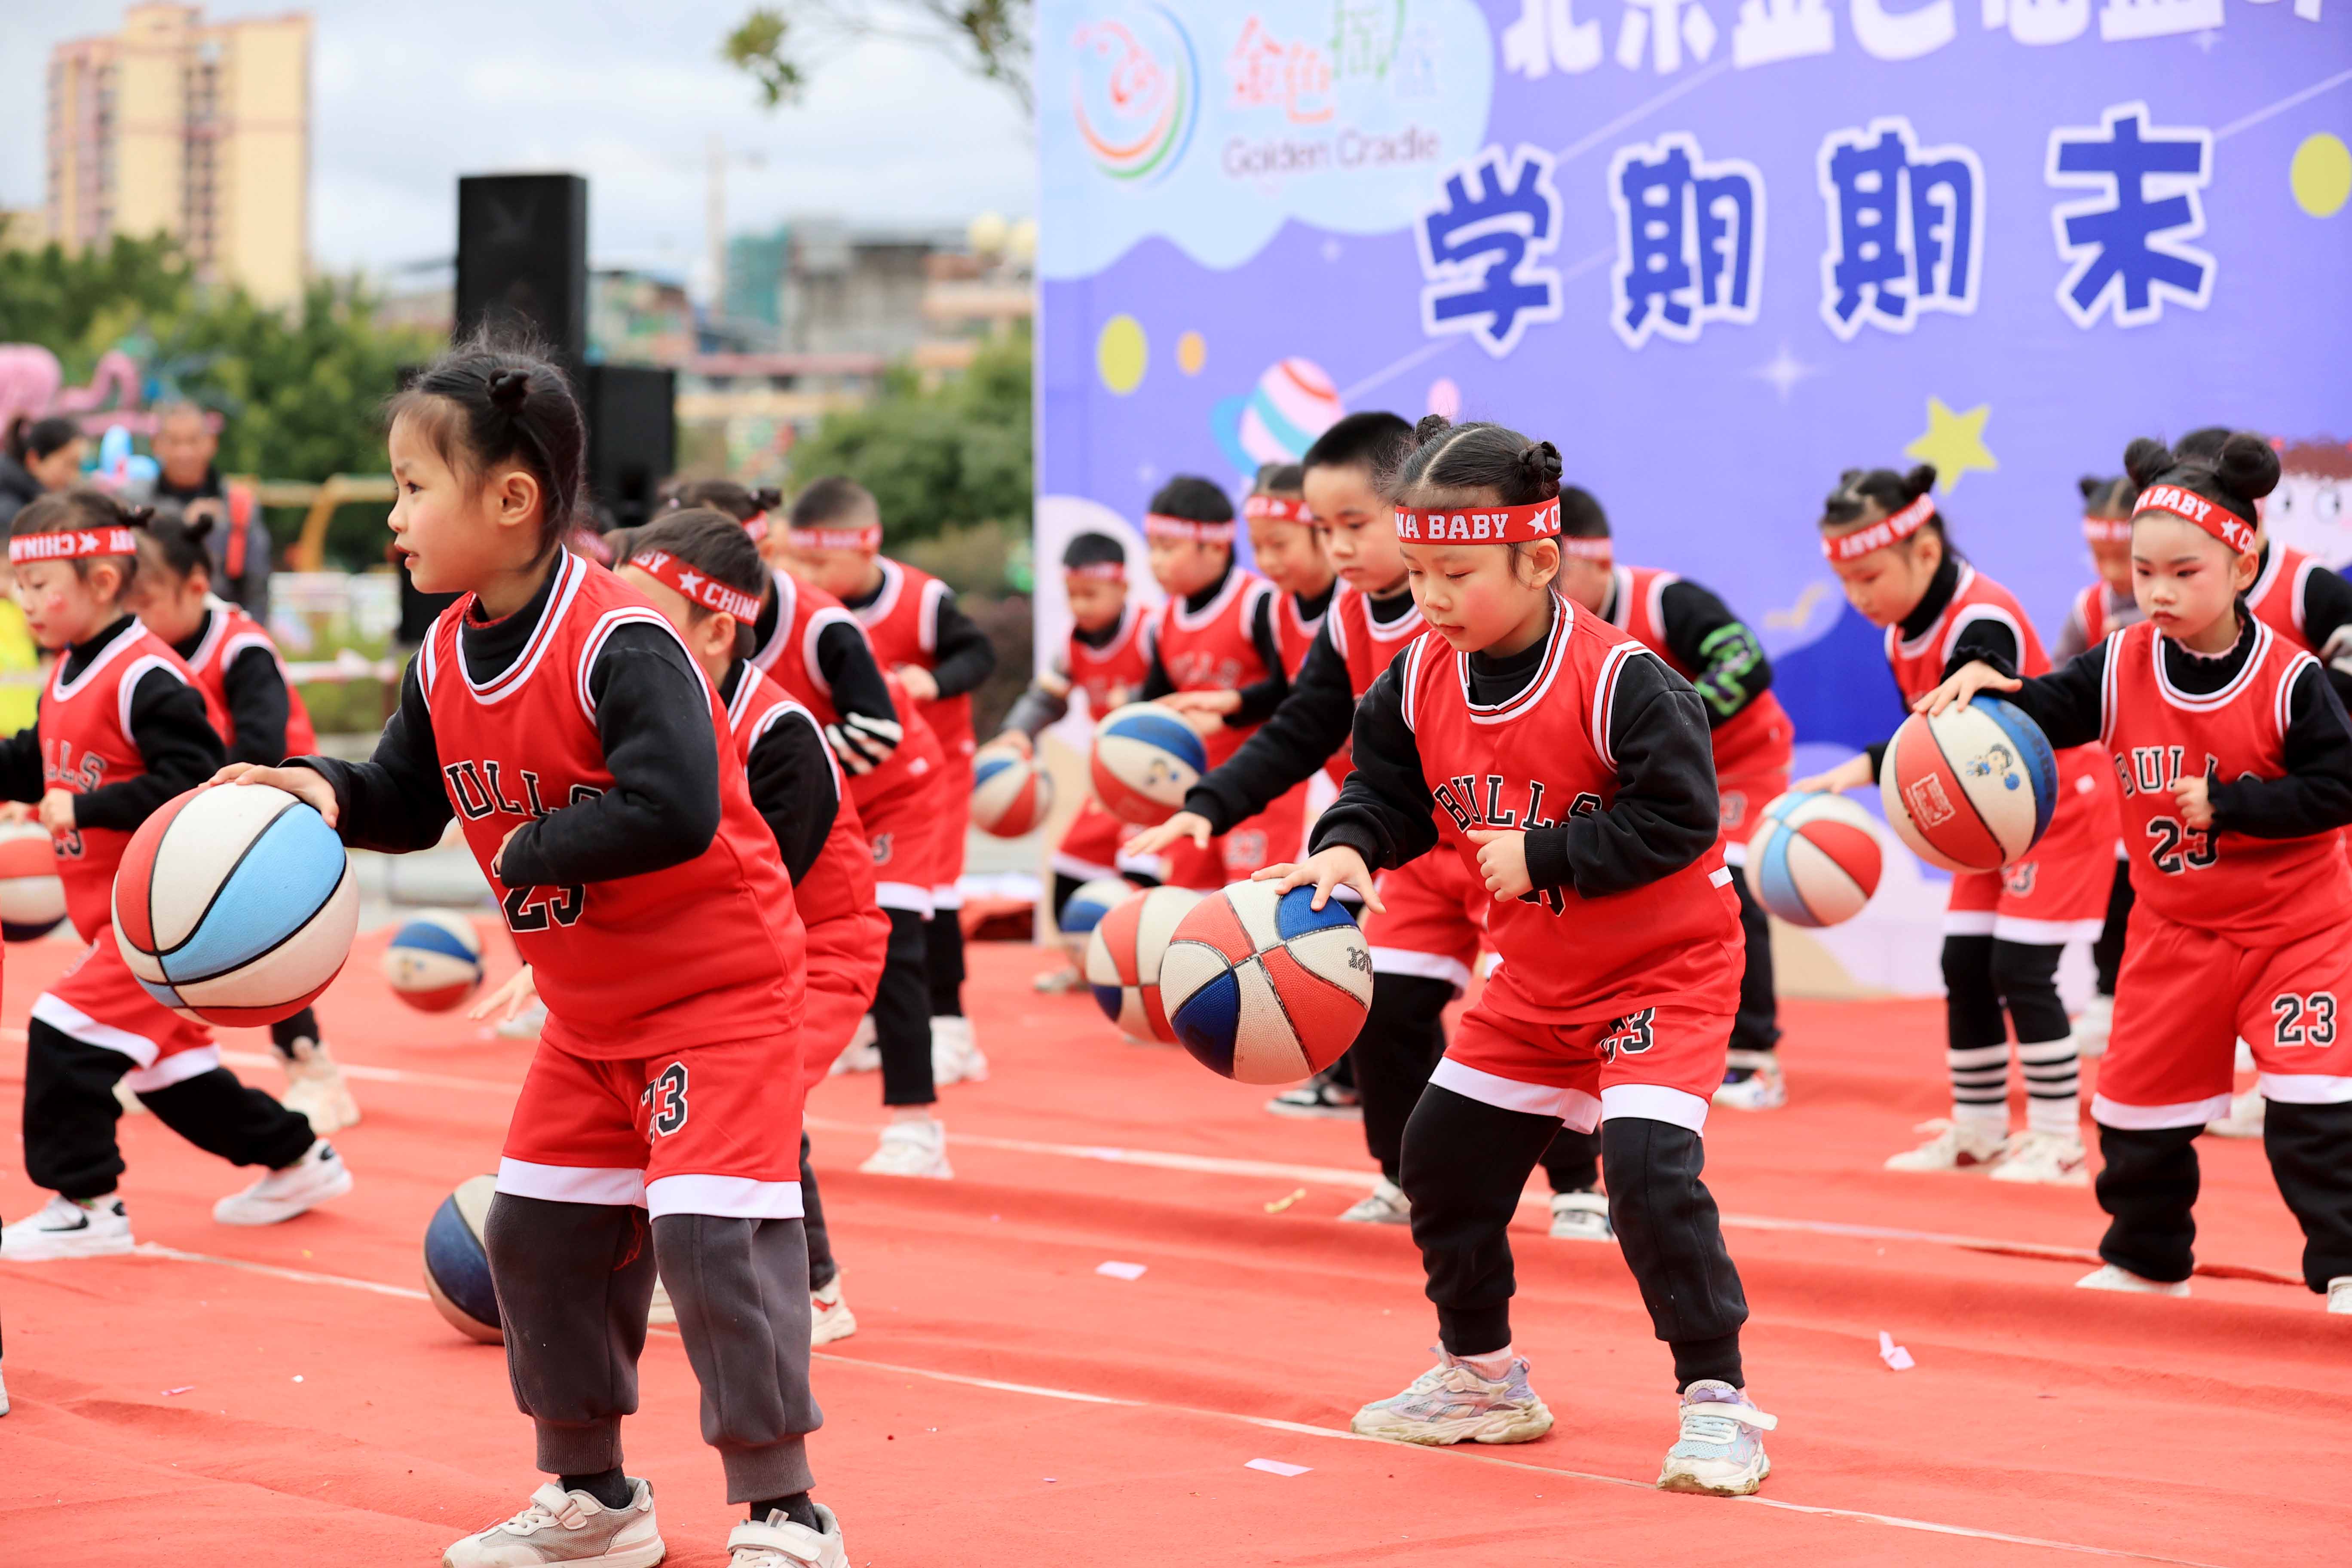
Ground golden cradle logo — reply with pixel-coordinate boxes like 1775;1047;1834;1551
1071;3;1202;185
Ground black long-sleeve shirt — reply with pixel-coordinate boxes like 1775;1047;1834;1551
1973;609;2352;840
296;560;723;887
2252;543;2352;707
1139;564;1291;726
839;572;997;699
720;660;838;884
1602;575;1775;728
0;615;223;824
1863;553;2021;775
172;607;291;766
747;582;899;730
1310;602;1721;899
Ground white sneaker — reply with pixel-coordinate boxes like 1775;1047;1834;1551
495;1001;547;1041
858;1118;952;1179
828;1016;880;1076
1657;1380;1776;1496
1339;1177;1411;1225
113;1080;149;1116
213;1139;353;1226
1989;1128;2089;1186
810;1276;856;1346
1549;1189;1615;1242
442;1479;663;1568
1032;965;1084;994
2234;1038;2256;1072
2207;1088;2265;1139
2074;994;2112;1060
0;1360;9;1416
930;1016;987;1086
1711;1050;1786;1112
279;1037;361;1135
2075;1262;2190;1297
647;1277;675;1328
728;1504;847;1568
1350;1351;1553;1445
2327;1275;2352;1315
0;1193;133;1260
1883;1118;2009;1173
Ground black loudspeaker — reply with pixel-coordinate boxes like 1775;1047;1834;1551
456;174;588;364
583;364;676;530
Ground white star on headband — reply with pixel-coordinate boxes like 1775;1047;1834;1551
678;570;704;595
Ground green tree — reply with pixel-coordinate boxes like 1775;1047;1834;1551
724;1;1032;113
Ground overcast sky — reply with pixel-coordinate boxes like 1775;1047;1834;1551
0;0;1036;287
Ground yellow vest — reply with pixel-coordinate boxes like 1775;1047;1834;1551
0;597;42;736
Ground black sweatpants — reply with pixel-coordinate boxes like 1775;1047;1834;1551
875;909;934;1107
266;1006;323;1060
21;1019;315;1200
1728;865;1781;1057
1942;934;2078;1123
485;1193;822;1501
2096;1103;2352;1291
925;909;965;1019
2091;859;2135;997
1351;973;1453;1184
1402;1085;1747;1389
800;1132;836;1292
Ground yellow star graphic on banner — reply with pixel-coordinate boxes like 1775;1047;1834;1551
1904;397;1997;492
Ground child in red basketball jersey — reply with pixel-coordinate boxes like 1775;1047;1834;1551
224;341;851;1568
126;509;360;1134
1268;417;1776;1493
1795;465;2112;1185
0;490;347;1264
1920;435;2352;1315
782;477;997;1086
1246;463;1336;680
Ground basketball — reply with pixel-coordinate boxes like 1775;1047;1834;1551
423;1174;503;1344
1089;702;1208;825
971;749;1052;837
0;821;66;942
1879;697;2058;873
111;784;359;1026
1084;885;1204;1043
1747;792;1885;928
382;910;487;1013
1158;881;1373;1084
1057;876;1133;953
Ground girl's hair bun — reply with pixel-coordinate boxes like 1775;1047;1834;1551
2077;475;2104;502
1519;439;1564;490
124;504;156;528
1412;413;1453;446
487;368;533;410
753;486;783;511
1901;464;1937;501
2211;431;2282;505
2122;436;2174;490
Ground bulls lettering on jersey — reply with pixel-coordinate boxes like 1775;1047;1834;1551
181;596;316;758
1069;602;1153;717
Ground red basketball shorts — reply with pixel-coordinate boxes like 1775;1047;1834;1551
2095;909;2352;1129
858;779;942;917
1944;761;2113;943
31;930;217;1092
1363;851;1488;995
1433;999;1732;1134
801;906;888;1091
1054;796;1163;883
1165;778;1311;890
499;1034;806;1220
1715;766;1788;867
932;749;975;907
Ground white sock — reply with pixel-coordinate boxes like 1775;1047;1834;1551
1455;1346;1515;1381
1952;1101;2009;1132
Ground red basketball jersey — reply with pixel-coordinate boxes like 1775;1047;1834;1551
2100;618;2352;945
1274;589;1328;679
1605;564;1792;783
726;662;873;930
419;552;804;1059
1067;601;1153;717
2246;544;2319;647
1399;603;1742;1025
1326;582;1427;700
1152;569;1274;768
857;557;973;764
182;597;318;758
750;567;944;819
38;626;208;938
2076;581;2126;647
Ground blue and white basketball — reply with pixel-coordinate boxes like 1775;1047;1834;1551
1746;791;1884;928
971;749;1052;837
1881;696;2058;873
1090;702;1208;825
423;1174;503;1343
1158;881;1373;1084
112;784;358;1026
383;910;487;1013
1057;876;1134;955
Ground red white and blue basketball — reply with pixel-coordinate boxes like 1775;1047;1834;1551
1084;885;1204;1042
1090;701;1208;826
1158;881;1373;1084
1879;697;2058;873
423;1174;503;1344
382;910;487;1013
0;821;67;942
971;749;1052;837
112;784;358;1026
1058;876;1135;953
1746;791;1884;928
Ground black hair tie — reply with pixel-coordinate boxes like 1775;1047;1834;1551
487;368;532;410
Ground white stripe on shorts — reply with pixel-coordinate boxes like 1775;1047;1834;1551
1369;946;1470;994
1428;1057;1601;1130
644;1173;804;1220
2091;1093;2233;1130
496;1157;647;1208
1600;1081;1711;1133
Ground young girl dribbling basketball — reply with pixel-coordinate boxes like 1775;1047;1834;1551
1266;417;1776;1495
219;339;853;1568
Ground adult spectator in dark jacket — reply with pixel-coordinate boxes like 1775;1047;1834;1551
152;401;273;618
1;416;84;531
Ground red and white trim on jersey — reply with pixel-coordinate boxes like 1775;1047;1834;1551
575;606;698;721
450;549;592;703
1606;565;1674;645
1884;565;2024;674
1167;567;1258;636
1324;585;1423;672
853;557;947;656
2247;545;2317;642
49;630;197;753
729;677;845;799
750;567;863;699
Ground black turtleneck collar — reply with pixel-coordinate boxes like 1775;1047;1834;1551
170;605;219;666
459;554;565;682
1293;582;1335;622
1184;560;1234;616
1464;597;1558;705
1898;551;1963;643
63;614;141;681
1074;610;1126;649
1367;578;1415;622
2160;603;2259;695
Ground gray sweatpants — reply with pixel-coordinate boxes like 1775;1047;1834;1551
484;1193;822;1501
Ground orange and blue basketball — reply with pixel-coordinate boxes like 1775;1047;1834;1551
1057;876;1134;954
1158;881;1373;1083
971;749;1052;837
383;910;487;1013
423;1174;503;1344
1084;885;1204;1042
111;784;358;1026
1747;792;1884;928
1089;702;1207;825
0;821;66;942
1880;697;2057;873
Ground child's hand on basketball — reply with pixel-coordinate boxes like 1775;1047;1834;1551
1791;754;1874;796
37;787;75;835
2173;769;2214;830
1124;810;1211;856
986;730;1033;761
1161;689;1242;717
0;800;30;824
1256;845;1384;913
1915;659;2020;717
1466;829;1533;900
469;963;539;1023
206;763;339;827
894;664;939;703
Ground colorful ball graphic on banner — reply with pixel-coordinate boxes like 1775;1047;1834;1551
1211;358;1344;475
1069;3;1200;187
2292;133;2350;219
1177;330;1207;374
1879;698;2058;874
1096;314;1148;395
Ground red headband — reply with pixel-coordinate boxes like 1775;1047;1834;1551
627;548;764;623
1394;496;1562;544
1144;513;1237;543
2132;484;2257;555
1066;561;1126;582
10;527;138;565
1559;535;1611;561
1821;493;1936;563
2082;515;2132;545
787;524;882;552
743;511;769;545
1243;495;1313;525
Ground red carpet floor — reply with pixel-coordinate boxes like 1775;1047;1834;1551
2;932;2344;1565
